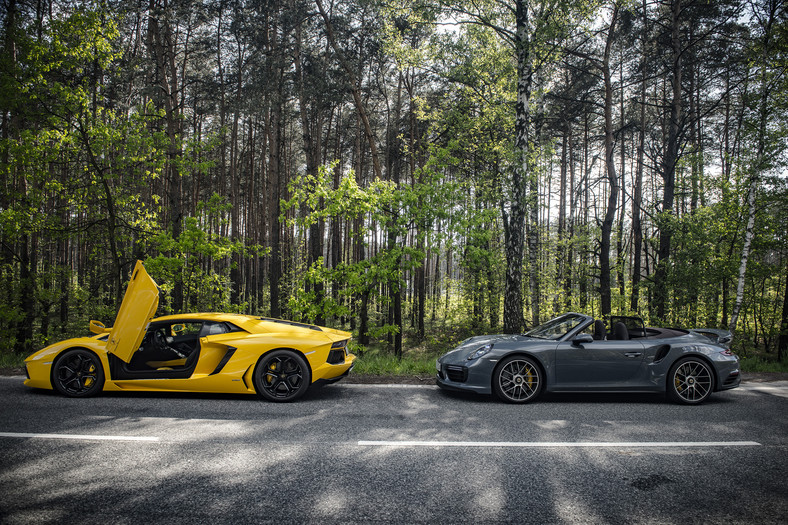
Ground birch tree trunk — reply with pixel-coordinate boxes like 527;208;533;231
728;0;780;334
502;0;531;334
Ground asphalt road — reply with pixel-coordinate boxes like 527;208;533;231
1;376;786;524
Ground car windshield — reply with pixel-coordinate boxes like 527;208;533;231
525;314;587;340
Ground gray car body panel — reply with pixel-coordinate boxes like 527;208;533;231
436;313;741;397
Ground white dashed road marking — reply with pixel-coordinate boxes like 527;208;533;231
358;440;762;448
0;432;159;442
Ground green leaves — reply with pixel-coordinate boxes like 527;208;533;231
285;162;398;229
145;195;263;314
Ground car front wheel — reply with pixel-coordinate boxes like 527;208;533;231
52;349;105;397
493;355;542;403
668;357;714;404
253;350;311;402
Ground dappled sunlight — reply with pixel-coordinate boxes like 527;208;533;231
553;492;606;524
2;379;785;523
532;419;571;431
472;484;506;518
310;488;350;520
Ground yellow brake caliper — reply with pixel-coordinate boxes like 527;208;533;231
267;362;278;384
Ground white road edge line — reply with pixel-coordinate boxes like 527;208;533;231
358;440;761;448
0;432;159;442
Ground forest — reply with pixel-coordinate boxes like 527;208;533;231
1;0;787;365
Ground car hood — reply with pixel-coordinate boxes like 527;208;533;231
440;334;535;362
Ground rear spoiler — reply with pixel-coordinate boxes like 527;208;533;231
690;328;732;349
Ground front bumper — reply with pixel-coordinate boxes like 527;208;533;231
435;358;495;395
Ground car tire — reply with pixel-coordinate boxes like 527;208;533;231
492;355;542;403
667;357;714;405
52;349;105;398
253;350;311;402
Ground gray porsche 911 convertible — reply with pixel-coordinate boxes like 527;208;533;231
436;313;740;404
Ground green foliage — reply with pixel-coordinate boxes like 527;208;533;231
284;164;400;326
145;195;263;314
285;163;398;228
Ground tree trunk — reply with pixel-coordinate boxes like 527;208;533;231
315;0;382;181
631;0;647;313
503;0;532;334
147;0;183;310
778;266;788;362
268;75;284;318
295;20;325;325
556;130;567;312
15;233;35;354
600;6;619;318
654;0;682;322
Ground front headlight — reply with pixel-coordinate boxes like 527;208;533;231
467;344;493;360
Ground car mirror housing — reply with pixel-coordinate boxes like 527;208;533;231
89;320;110;334
572;334;594;346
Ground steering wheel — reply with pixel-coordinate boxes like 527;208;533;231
152;328;187;359
152;329;168;352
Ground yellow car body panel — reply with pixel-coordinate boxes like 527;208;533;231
25;336;110;390
24;263;355;401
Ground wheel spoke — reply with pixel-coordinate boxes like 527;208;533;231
260;355;303;398
498;359;539;402
673;360;712;402
55;351;102;396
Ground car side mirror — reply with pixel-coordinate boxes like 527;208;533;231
89;320;110;334
572;334;594;346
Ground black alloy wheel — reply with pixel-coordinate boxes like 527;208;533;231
493;355;542;403
52;349;105;397
668;357;714;404
253;350;311;402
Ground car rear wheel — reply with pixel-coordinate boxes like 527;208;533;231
52;349;104;397
493;355;542;403
253;350;311;402
668;357;714;404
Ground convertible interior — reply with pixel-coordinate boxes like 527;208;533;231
592;316;689;341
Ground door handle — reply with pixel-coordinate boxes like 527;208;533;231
624;352;642;358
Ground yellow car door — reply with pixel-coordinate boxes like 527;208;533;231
106;260;160;363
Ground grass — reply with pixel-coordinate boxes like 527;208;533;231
351;351;438;376
737;354;788;374
0;352;25;370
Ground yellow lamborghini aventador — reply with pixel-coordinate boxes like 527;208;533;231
24;261;355;401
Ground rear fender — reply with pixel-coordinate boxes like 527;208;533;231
690;329;732;349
